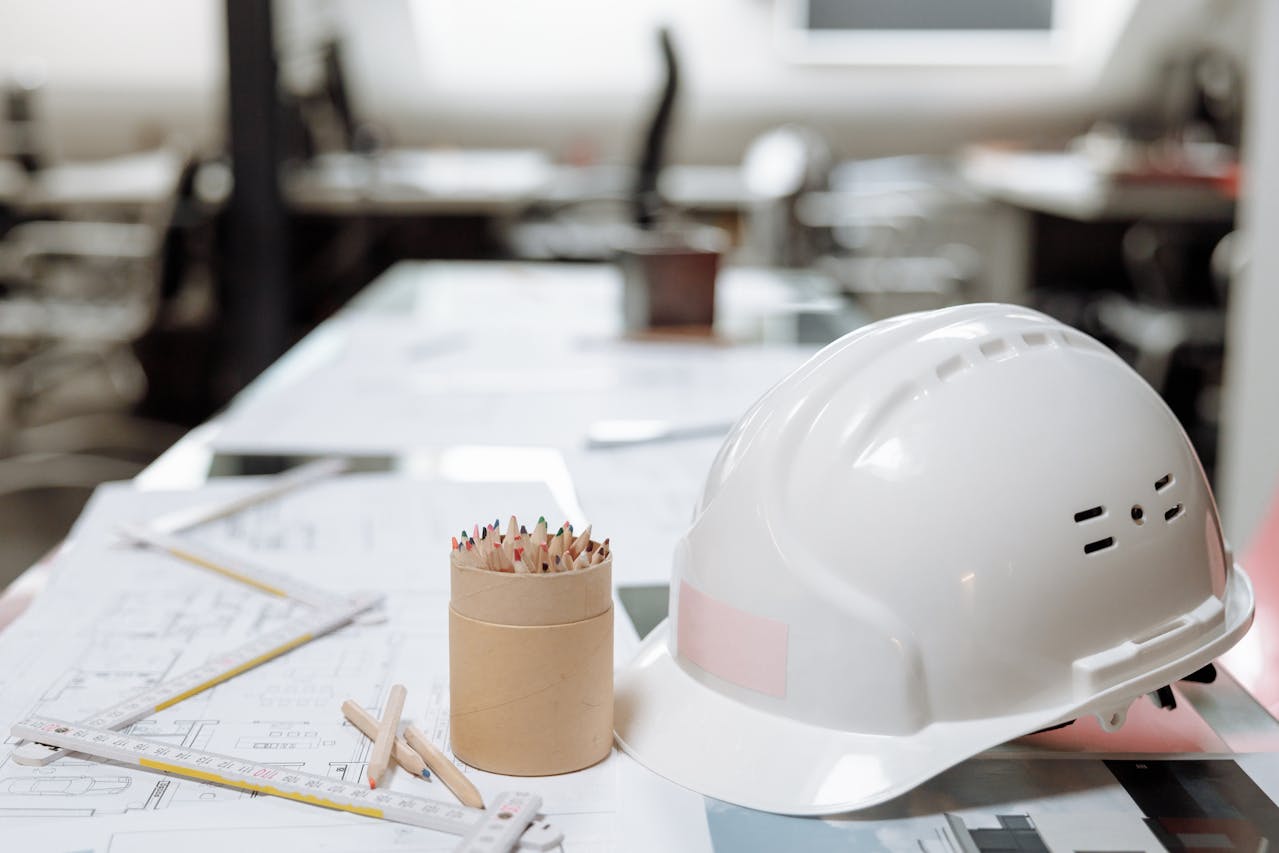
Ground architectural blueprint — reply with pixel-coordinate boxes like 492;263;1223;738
0;473;637;850
10;472;1279;852
564;436;722;586
211;312;816;456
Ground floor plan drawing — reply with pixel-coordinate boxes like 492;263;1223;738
0;475;624;850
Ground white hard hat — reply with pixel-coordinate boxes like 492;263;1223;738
614;303;1253;815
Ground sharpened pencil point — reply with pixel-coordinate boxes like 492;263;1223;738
421;769;431;779
368;778;376;790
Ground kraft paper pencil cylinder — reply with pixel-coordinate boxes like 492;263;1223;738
448;549;613;776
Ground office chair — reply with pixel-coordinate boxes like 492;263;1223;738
0;145;197;586
1095;222;1229;396
1090;222;1232;481
0;154;189;432
3;79;44;175
1092;45;1240;424
504;26;684;261
632;27;679;230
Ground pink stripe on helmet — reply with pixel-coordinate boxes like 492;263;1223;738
677;580;788;698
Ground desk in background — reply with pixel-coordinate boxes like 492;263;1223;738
960;148;1236;223
286;150;751;219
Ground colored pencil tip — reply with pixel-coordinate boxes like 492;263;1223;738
421;769;432;779
520;525;528;535
537;516;546;524
369;778;376;790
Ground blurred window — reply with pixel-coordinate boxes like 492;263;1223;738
776;0;1123;66
807;0;1053;32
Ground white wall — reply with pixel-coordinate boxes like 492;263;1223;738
378;0;1249;163
0;0;1255;166
0;0;223;160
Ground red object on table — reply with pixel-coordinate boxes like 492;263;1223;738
1221;488;1279;718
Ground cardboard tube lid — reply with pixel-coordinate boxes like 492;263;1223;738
450;555;612;626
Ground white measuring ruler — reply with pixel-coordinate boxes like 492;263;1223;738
11;717;561;853
119;523;348;610
147;457;349;535
11;594;381;766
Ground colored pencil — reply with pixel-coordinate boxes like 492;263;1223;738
341;698;430;780
403;723;485;809
367;683;407;789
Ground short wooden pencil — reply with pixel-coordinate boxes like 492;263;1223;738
341;698;430;780
367;683;407;789
404;722;485;810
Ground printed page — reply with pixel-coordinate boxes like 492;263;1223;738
212;315;814;456
0;474;624;851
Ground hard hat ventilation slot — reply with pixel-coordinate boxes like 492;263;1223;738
1021;332;1053;348
935;355;970;383
1165;503;1184;522
1083;536;1115;555
978;338;1013;361
1073;506;1104;523
1155;474;1174;491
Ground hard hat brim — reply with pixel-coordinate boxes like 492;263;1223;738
614;564;1254;816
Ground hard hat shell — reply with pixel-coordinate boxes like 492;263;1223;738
614;303;1253;815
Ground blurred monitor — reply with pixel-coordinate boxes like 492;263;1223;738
806;0;1052;31
777;0;1066;65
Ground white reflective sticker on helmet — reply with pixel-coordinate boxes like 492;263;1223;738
677;580;788;697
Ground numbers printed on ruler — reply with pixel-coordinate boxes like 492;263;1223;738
10;594;381;766
9;717;558;853
4;457;565;851
457;792;544;853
